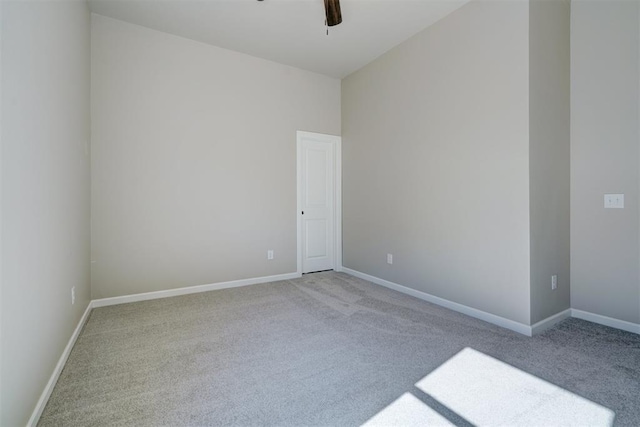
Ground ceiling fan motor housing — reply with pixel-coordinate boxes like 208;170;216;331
325;0;342;26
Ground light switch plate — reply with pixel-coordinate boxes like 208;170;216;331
604;194;624;209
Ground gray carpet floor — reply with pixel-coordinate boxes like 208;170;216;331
39;272;640;426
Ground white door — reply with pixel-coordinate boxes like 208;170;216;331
299;133;336;273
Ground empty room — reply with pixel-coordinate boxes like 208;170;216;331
1;0;639;425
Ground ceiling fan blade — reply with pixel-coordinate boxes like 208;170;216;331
324;0;342;27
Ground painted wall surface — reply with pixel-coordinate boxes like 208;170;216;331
342;0;531;325
528;0;570;324
571;0;640;324
0;1;91;425
91;15;341;299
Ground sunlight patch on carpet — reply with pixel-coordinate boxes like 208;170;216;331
415;347;615;426
363;393;456;427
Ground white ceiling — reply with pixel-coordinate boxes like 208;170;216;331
88;0;470;79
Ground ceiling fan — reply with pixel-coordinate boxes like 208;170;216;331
256;0;342;31
324;0;342;27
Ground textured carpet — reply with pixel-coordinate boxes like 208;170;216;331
39;272;640;426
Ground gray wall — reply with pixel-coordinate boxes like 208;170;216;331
571;0;640;324
528;0;571;324
91;16;341;299
342;0;532;325
0;1;91;425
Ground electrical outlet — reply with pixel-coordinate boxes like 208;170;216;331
551;275;557;290
387;254;393;265
267;250;274;260
71;286;76;305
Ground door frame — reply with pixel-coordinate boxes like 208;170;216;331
296;131;342;275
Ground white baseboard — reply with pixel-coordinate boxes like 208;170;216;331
571;309;640;335
342;268;640;337
342;267;533;336
531;308;572;335
27;302;93;427
92;272;301;308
